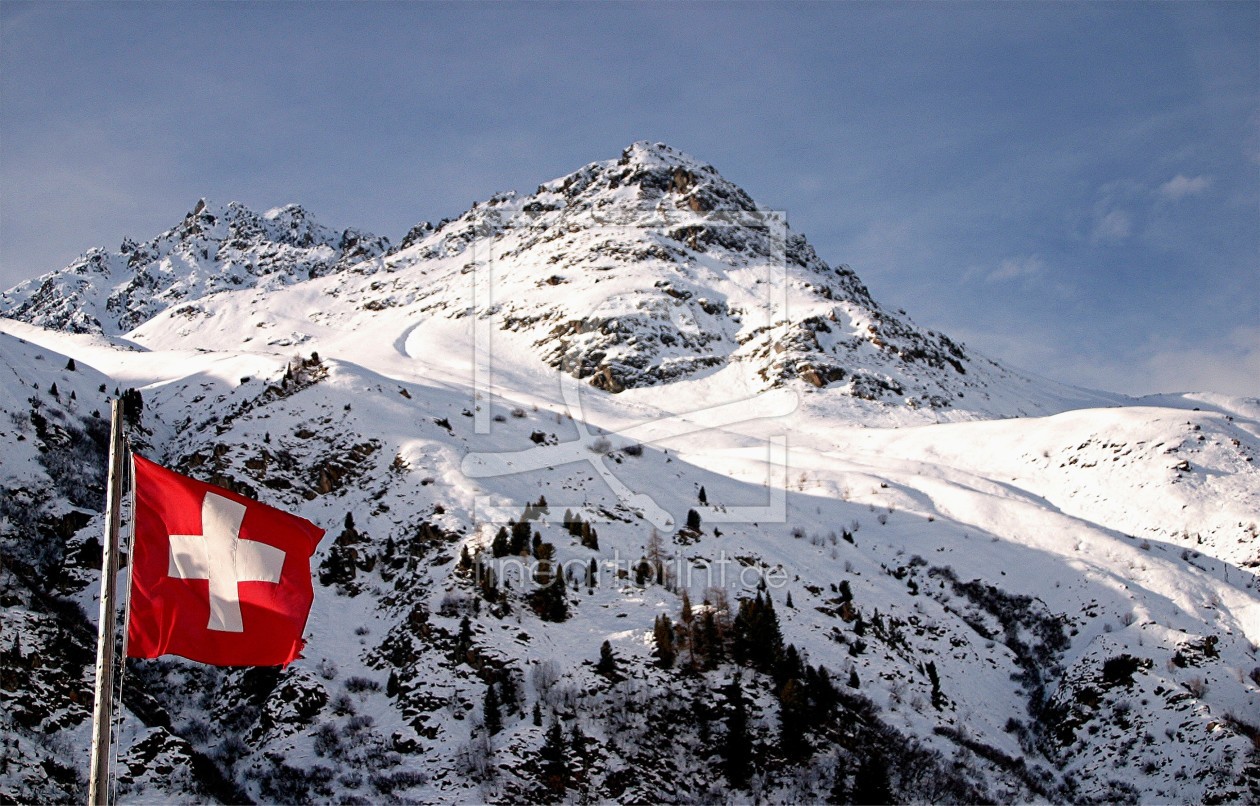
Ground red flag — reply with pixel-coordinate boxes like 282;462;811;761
127;454;325;666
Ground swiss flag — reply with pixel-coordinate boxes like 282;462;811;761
127;454;326;666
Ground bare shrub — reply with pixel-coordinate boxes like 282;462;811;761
345;676;381;694
588;436;612;453
532;659;560;699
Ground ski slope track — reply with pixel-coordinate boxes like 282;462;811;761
1;143;1257;804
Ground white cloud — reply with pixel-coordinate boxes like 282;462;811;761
1057;327;1260;397
1157;174;1212;201
1140;325;1260;396
961;325;1260;399
1090;208;1132;244
986;254;1045;283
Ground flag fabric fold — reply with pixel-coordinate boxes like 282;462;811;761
127;454;325;666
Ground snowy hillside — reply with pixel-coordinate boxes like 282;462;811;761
1;143;1257;804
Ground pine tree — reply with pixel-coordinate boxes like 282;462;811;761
778;677;808;759
701;609;723;669
532;701;543;727
776;643;804;686
722;675;752;788
551;571;568;621
318;542;355;586
686;508;702;531
569;722;589;786
455;616;473;662
498;671;520;714
476;560;499;603
386;670;399;698
533;556;554;587
483;683;503;735
594;640;618;680
540;719;569;796
491;526;510;558
851;749;893;805
512;520;532;555
692;687;714;746
848;668;860;689
731;592;783;672
807;665;839;723
65;358;76;371
681;590;694;623
121;387;143;426
653;614;676;669
698;485;707;505
635;559;652;587
926;660;944;709
529;573;568;622
683;620;702;674
49;382;59;398
580;521;599;550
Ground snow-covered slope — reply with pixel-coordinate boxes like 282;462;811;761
2;143;1257;804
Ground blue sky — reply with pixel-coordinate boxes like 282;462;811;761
2;1;1256;395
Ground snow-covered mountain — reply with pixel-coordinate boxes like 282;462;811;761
5;143;1115;421
0;199;389;335
2;143;1257;804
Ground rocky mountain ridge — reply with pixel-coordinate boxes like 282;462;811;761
0;199;389;335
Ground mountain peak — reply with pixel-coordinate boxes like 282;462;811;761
616;140;704;171
376;144;990;406
522;142;758;226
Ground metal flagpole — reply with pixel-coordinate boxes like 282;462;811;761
88;399;127;806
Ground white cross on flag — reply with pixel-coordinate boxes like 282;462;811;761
127;454;325;666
